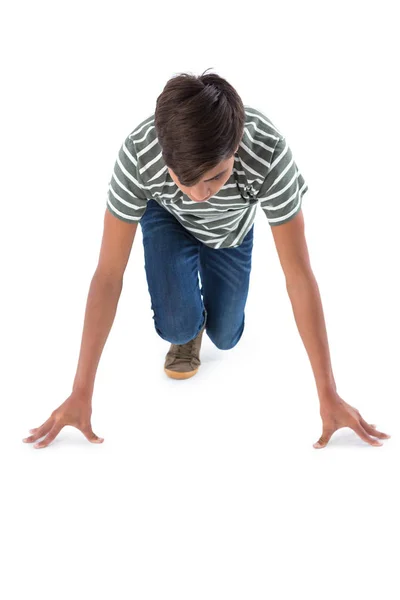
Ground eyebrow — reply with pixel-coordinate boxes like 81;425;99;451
203;169;228;182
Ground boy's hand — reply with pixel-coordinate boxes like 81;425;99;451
313;392;390;449
22;391;104;449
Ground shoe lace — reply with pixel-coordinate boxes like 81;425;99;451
173;339;195;361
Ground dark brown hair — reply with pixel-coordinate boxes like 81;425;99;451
154;68;245;187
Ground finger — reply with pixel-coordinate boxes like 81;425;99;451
23;421;53;443
359;418;390;439
313;427;335;449
81;426;104;444
352;423;383;446
34;424;63;449
28;417;53;434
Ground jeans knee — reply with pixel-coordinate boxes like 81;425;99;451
207;319;245;350
214;338;238;350
207;330;238;350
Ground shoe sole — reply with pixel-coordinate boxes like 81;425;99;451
164;367;199;380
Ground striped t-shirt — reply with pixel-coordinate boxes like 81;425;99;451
106;105;308;249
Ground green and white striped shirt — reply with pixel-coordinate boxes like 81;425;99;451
106;105;308;249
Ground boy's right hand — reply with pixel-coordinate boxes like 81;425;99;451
22;390;104;449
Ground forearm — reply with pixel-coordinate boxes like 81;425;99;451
72;271;123;395
286;269;337;399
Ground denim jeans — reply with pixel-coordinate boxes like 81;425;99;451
140;200;254;350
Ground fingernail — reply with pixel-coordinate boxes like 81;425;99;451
384;434;391;438
374;441;383;446
34;443;40;449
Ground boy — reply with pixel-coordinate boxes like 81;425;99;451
23;70;390;450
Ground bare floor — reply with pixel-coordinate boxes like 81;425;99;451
6;254;398;598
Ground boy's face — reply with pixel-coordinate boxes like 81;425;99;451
168;146;239;203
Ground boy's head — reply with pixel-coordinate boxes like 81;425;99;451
154;69;245;202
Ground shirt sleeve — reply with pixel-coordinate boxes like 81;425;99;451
256;136;308;226
106;135;148;223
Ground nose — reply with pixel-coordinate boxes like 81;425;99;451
190;187;211;202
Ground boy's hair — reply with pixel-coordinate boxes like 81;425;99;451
154;68;245;187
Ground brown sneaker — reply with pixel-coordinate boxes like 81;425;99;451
164;322;206;380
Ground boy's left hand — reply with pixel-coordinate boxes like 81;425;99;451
313;392;390;449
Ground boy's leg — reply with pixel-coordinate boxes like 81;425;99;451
140;200;206;378
199;225;254;350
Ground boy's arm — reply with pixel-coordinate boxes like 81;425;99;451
23;209;138;449
73;208;139;393
269;209;390;449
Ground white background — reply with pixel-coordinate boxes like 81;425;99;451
1;0;399;598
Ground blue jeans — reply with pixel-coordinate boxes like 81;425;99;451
140;200;254;350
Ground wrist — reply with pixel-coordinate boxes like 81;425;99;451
72;382;94;398
316;379;337;403
318;387;339;405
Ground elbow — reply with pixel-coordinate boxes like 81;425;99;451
93;268;124;288
285;264;315;290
